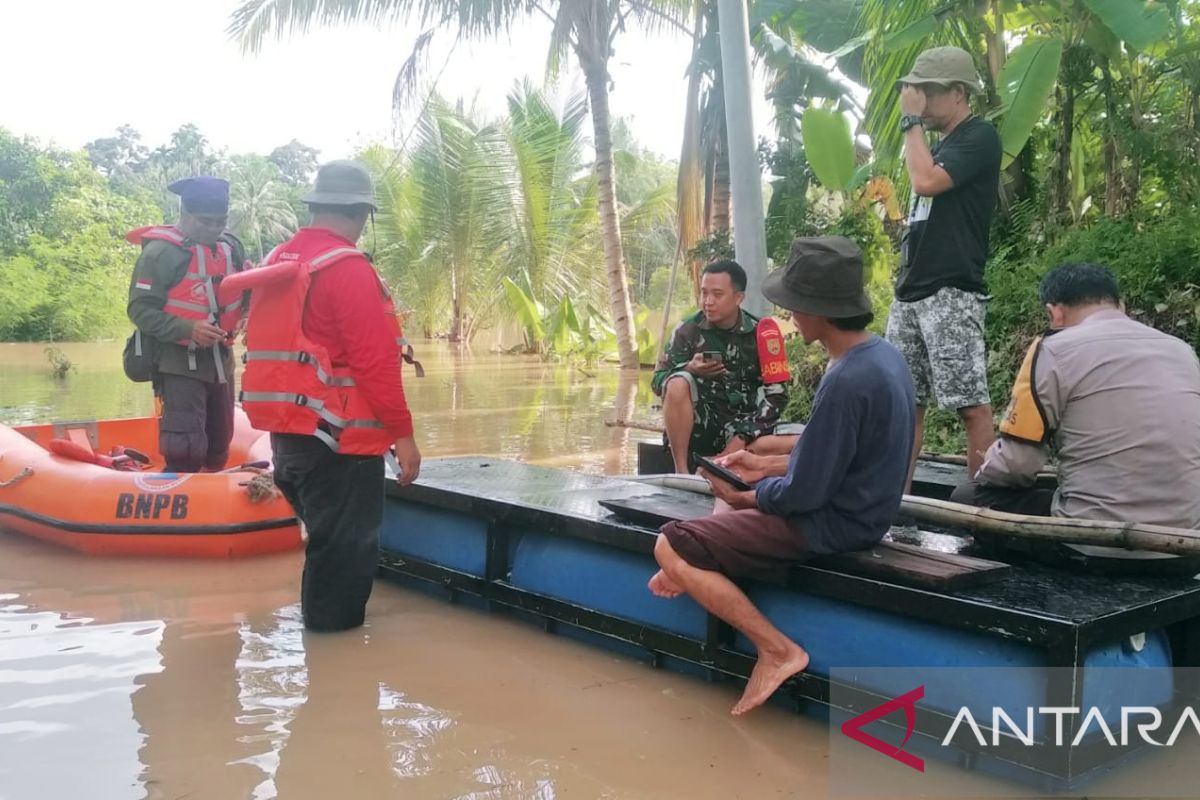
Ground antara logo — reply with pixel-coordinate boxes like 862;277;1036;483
841;686;926;772
841;684;1200;773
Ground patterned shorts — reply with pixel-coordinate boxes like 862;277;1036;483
886;287;991;410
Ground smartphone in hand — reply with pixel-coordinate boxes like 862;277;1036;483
695;456;753;491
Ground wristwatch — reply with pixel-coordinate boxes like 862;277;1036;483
900;114;925;133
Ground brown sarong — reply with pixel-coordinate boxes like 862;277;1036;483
660;509;811;582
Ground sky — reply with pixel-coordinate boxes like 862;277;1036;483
1;0;775;163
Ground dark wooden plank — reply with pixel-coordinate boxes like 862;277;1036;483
597;494;1011;592
882;540;1011;571
811;543;1010;592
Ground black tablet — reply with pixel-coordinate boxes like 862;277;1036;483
694;456;754;492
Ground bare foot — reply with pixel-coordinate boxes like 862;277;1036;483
731;643;810;716
648;569;684;598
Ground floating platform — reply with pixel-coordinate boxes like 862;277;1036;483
378;457;1200;790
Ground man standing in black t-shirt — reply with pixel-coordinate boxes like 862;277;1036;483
885;45;1001;487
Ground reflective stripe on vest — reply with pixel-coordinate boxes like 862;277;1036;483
143;226;186;244
242;351;357;387
239;390;386;431
310;247;362;267
240;243;399;454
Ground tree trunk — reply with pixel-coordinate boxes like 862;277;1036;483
449;265;463;342
710;115;731;233
584;63;639;370
983;0;1005;109
605;368;639;475
1049;80;1076;224
978;3;1031;215
1101;63;1123;217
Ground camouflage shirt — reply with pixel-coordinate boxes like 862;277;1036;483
652;308;788;458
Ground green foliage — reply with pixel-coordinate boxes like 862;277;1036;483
686;228;735;264
762;138;812;265
0;124;321;342
1083;0;1171;52
800;108;856;191
366;88;676;345
996;37;1064;169
644;264;698;317
503;275;546;346
975;209;1200;450
0;130;162;341
44;347;73;378
500;275;631;365
268;139;320;187
228;156;299;262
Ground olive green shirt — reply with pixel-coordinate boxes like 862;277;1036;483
126;233;244;383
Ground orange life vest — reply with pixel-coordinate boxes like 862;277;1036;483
236;247;414;456
130;225;246;382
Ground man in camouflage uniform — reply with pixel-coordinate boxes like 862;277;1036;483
652;260;787;472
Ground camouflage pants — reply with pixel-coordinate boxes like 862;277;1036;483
663;371;750;462
886;287;991;409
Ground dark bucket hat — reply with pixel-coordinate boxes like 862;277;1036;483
761;236;872;318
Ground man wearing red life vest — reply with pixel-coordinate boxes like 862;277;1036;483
241;160;420;633
127;177;246;473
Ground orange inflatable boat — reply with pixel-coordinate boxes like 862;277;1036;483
0;409;302;557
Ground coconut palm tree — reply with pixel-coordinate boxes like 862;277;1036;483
500;83;598;305
229;0;688;368
360;146;451;339
227;157;299;262
407;97;511;342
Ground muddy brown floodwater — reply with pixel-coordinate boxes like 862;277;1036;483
0;341;1183;798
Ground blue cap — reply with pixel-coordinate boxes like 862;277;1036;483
168;176;229;213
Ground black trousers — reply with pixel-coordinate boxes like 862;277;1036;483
950;479;1055;517
271;433;385;632
158;373;235;473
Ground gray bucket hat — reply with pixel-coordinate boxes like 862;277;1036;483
896;46;984;95
761;236;872;318
302;160;377;210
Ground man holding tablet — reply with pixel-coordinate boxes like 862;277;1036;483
647;236;915;716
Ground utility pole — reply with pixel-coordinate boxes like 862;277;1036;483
716;0;768;316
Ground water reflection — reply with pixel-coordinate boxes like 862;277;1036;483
0;341;657;475
1;341;872;800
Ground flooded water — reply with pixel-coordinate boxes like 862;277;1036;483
0;341;1184;798
0;341;651;475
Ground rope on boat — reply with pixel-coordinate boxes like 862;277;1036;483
0;467;33;488
241;471;281;503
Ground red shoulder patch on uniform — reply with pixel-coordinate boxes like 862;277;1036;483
756;317;790;384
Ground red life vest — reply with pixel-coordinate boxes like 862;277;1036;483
236;246;414;456
129;225;246;381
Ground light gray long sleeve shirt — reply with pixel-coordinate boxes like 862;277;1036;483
978;309;1200;528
